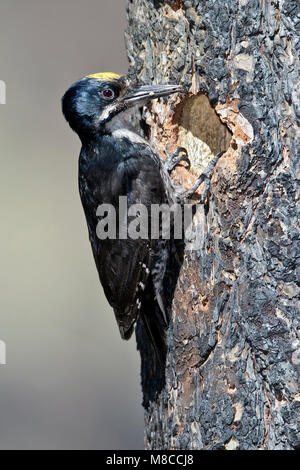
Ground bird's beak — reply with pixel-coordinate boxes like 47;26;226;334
122;84;183;106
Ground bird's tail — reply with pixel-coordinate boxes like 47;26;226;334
138;283;168;371
140;310;166;369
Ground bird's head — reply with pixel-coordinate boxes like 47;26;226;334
62;72;183;141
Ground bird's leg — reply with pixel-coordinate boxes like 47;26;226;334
165;147;191;173
182;151;225;203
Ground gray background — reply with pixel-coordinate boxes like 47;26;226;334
0;0;144;449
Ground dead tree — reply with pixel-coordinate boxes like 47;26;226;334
125;0;300;450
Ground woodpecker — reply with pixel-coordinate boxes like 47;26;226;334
62;72;223;361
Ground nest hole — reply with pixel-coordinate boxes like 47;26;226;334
177;93;232;173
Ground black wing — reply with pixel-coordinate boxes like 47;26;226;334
79;141;170;340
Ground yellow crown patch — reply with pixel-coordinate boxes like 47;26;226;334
85;72;121;81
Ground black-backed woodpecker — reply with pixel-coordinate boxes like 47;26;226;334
62;72;224;361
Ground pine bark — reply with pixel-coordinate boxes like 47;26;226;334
125;0;300;450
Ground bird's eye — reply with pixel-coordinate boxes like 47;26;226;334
102;88;115;100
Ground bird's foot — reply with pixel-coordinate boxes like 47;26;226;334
165;147;190;173
181;151;225;203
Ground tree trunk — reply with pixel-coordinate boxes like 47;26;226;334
125;0;299;450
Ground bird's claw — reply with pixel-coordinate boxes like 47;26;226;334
165;147;191;173
182;151;225;203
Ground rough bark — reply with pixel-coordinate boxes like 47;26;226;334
125;0;300;450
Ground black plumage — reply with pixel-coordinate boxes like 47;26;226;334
62;73;183;360
78;134;171;341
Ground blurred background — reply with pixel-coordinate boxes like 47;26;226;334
0;0;144;449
